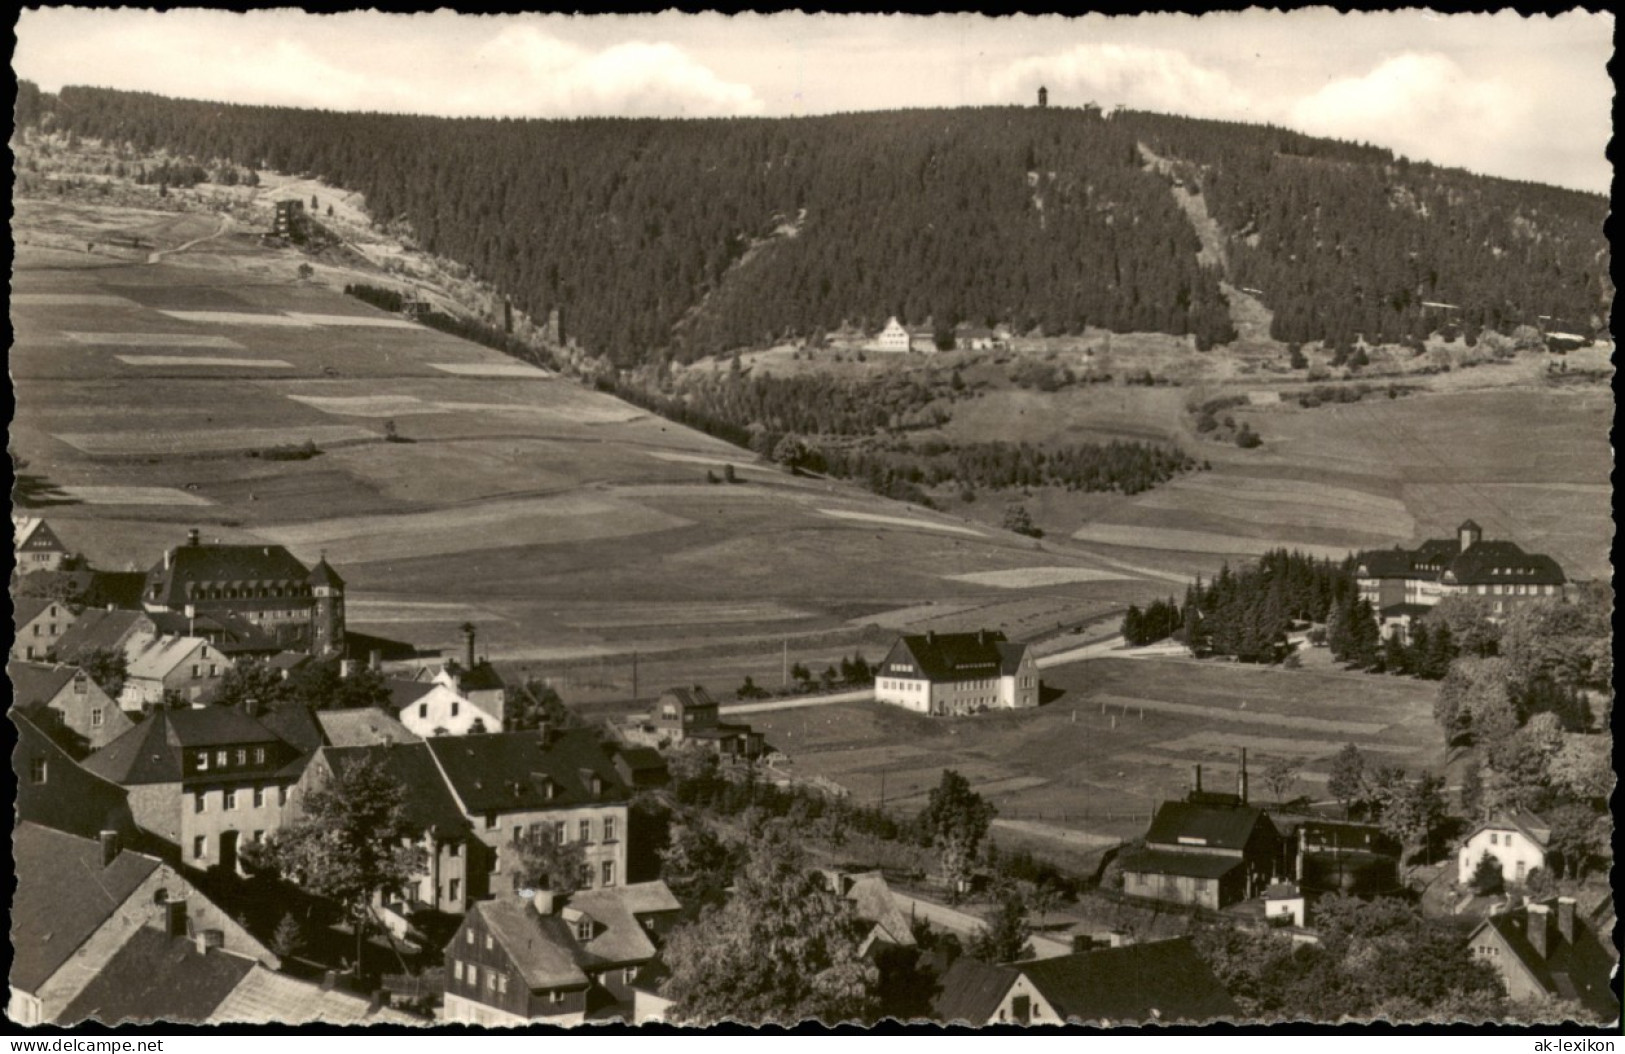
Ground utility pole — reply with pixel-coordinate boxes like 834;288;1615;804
631;651;638;700
782;639;789;688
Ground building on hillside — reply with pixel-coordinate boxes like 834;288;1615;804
83;705;315;870
1457;810;1551;887
955;325;1004;351
8;822;276;1026
14;710;140;843
611;745;670;790
424;728;635;895
9;660;134;755
874;630;1040;716
933;938;1236;1026
15;515;70;574
141;528;345;656
119;633;234;710
1118;758;1281;910
1467;898;1618;1020
392;626;508;736
1263;882;1306;929
293;743;475;914
874;316;912;352
12;597;77;661
441;883;681;1025
1354;520;1567;620
147;608;284;661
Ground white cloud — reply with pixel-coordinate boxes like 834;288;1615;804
986;44;1261;122
1289;52;1527;169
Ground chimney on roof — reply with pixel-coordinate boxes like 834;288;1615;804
242;697;262;719
165;899;189;938
321;970;339;992
368;989;385;1014
1556;897;1576;945
533;889;556;916
464;624;477;671
1238;748;1249;803
340;659;354;680
188;528;200;547
99;829;121;867
1526;903;1551;960
194;929;224;955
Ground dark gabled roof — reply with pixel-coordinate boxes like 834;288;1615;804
383;678;436;712
317;743;471;839
11;822;162;993
1117;848;1246;881
13;596;56;628
1444;540;1566;587
894;631;1009;682
147;610;281;654
932;957;1019;1024
8;661;81;707
994;641;1029;677
1145;799;1274;852
1477;904;1619;1020
82;710;185;785
84;571;149;611
56;926;257;1026
84;707;296;786
144;541;312;609
425;728;630;814
257;704;327;755
1019;938;1239;1024
1379;603;1433;619
307;557;345;589
53;609;148;661
14;713;138;842
472;897;591;990
455;661;505;693
1466;809;1552;848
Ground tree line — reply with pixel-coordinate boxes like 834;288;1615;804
32;85;1600;368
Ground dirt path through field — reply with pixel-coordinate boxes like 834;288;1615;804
146;213;233;262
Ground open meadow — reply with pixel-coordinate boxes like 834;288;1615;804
747;653;1447;863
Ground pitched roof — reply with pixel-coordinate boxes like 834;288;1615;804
383;678;436;712
894;631;1009;682
567;882;675;966
318;743;471;838
8;660;81;707
11;822;162;993
14;712;137;840
316;707;422;747
56;927;258;1026
1145;799;1274;852
53;609;149;661
123;633;211;682
144;541;312;609
473;897;591;990
84;707;295;786
211;965;419;1026
454;661;505;693
932;957;1020;1024
1019;938;1239;1024
994;641;1029;677
12;596;57;629
1467;809;1552;848
821;871;915;948
660;686;715;711
257;703;328;755
307;557;345;589
425;728;629;814
1444;540;1566;587
1476;903;1618;1020
1117;848;1247;881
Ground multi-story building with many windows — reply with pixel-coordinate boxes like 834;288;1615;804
1354;519;1567;623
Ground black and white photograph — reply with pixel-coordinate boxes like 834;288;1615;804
8;7;1616;1031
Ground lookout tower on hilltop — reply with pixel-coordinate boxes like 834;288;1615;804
1037;86;1048;108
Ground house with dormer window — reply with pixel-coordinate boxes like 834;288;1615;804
441;882;680;1025
8;660;134;755
875;630;1040;716
424;729;634;895
1355;520;1567;622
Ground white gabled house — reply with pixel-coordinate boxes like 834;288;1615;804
874;316;912;352
1458;809;1550;886
874;630;1039;716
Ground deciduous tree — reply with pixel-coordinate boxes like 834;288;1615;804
916;769;996;896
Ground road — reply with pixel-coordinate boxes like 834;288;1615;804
146;214;233;263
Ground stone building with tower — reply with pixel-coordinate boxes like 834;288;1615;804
141;529;345;657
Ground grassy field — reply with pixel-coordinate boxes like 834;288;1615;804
746;653;1447;854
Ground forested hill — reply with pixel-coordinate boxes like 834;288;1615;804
22;83;1609;365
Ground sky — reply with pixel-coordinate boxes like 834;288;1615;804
13;9;1615;194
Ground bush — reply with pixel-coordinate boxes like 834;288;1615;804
1469;850;1504;895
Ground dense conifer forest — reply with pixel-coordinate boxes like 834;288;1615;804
22;84;1609;365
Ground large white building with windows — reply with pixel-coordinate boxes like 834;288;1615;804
1354;520;1567;627
875;630;1040;716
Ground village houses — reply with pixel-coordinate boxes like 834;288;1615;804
1467;898;1617;1019
874;630;1040;715
1457;809;1552;887
9;659;134;754
14;515;71;574
12;597;76;662
441;882;681;1025
118;632;234;710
